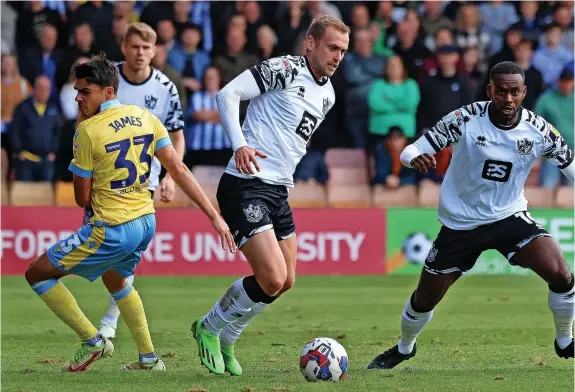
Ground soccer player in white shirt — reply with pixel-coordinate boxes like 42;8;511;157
190;16;350;376
94;23;186;339
368;62;575;370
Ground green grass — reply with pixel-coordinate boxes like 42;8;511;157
2;275;573;392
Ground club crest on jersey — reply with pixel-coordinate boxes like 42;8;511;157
516;138;534;156
322;97;331;116
144;94;158;110
243;203;265;223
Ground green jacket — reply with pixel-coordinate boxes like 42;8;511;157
367;78;420;138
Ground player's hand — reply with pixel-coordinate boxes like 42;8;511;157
159;175;176;202
235;146;268;175
211;215;236;253
47;153;56;161
410;153;437;173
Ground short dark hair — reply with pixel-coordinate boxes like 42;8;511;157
545;22;561;33
73;52;119;93
490;61;525;82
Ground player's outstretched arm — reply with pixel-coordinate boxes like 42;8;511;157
155;143;236;252
401;108;467;173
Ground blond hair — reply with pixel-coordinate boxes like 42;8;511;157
306;15;350;40
123;22;157;44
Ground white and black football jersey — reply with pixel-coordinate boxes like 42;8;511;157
416;101;574;230
224;56;336;187
116;63;184;190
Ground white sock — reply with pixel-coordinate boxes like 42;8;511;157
220;302;268;346
548;284;575;349
100;274;135;329
202;278;257;335
397;298;434;355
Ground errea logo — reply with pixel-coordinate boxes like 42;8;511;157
476;135;487;146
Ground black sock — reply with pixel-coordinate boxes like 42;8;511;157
242;275;278;304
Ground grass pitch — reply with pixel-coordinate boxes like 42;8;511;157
2;275;573;392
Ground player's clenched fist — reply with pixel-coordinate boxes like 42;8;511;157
235;146;268;175
210;215;236;253
410;153;437;173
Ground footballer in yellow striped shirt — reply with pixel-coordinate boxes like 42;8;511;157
24;53;236;373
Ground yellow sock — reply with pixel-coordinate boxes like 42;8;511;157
115;288;154;354
37;281;99;341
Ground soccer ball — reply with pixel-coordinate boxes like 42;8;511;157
299;337;348;382
402;232;433;265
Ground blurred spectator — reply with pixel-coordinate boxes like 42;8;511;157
183;67;232;169
152;44;187;112
553;5;574;51
393;12;432;80
1;55;32;127
420;0;452;50
275;1;312;55
460;46;485;96
307;0;343;20
516;1;546;47
343;29;387;149
419;27;456;83
157;19;177;50
532;23;574;88
371;0;396;57
418;44;473;132
99;16;128;62
10;75;60;182
478;0;518;56
535;67;574;189
454;4;490;66
73;1;114;47
57;23;98;89
513;39;544;111
1;54;32;181
14;1;64;60
19;23;64;97
372;127;415;187
349;3;370;50
213;28;259;87
168;23;211;97
114;0;138;23
2;2;17;55
241;1;265;55
57;57;88;182
138;1;173;31
257;25;279;61
368;55;420;140
173;0;213;53
487;24;522;69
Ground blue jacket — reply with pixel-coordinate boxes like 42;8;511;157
10;97;61;158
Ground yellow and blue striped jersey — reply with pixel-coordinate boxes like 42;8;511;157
69;99;172;226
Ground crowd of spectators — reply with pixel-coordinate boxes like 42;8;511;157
1;0;573;196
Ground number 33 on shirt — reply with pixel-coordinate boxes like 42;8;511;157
70;101;171;226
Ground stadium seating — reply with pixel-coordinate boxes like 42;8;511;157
417;181;441;207
524;186;554;208
555;186;574;209
327;184;371;208
10;182;54;206
372;185;418;207
55;181;77;207
325;148;366;168
328;166;369;185
289;181;327;207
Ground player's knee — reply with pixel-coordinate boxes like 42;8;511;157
277;274;296;296
411;290;439;313
547;261;573;293
258;270;287;297
24;265;36;285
